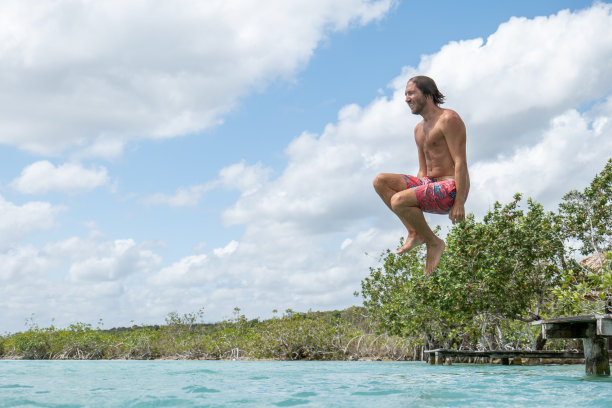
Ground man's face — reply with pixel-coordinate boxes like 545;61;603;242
405;81;427;115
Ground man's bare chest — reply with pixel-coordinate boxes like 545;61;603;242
421;127;446;152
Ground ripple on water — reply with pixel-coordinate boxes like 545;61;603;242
127;396;193;407
183;385;221;393
293;391;318;397
274;398;311;407
170;368;218;375
0;384;34;389
1;399;81;408
352;389;403;396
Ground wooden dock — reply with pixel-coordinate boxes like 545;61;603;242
532;314;611;376
425;315;611;375
424;349;584;366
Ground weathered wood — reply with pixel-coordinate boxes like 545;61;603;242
597;318;612;336
435;351;444;365
542;322;590;339
532;314;612;376
534;314;612;339
583;325;611;376
533;314;601;324
424;349;584;360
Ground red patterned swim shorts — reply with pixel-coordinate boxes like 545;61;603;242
402;175;467;215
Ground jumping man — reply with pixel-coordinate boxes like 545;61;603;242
373;76;469;275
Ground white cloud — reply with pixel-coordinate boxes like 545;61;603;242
213;240;239;257
141;160;273;207
11;161;110;194
59;238;162;282
470;105;612;213
219;161;273;196
0;196;63;249
0;0;394;157
0;246;51;282
148;254;211;287
141;183;216;207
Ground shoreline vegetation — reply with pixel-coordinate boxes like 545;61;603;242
0;306;583;363
2;159;610;362
1;307;419;361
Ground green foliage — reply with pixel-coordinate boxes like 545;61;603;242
360;242;426;337
552;251;612;315
559;158;612;255
361;195;565;350
439;195;565;319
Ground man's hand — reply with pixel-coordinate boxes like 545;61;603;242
449;202;465;224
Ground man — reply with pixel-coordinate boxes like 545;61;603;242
373;75;469;275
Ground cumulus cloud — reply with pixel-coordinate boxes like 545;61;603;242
141;160;272;206
141;183;216;207
65;239;162;282
219;161;273;196
0;0;394;157
0;245;52;282
0;235;164;329
470;105;612;213
10;161;110;194
0;196;63;249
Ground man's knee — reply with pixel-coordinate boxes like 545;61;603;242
373;173;386;191
390;192;405;212
391;190;418;212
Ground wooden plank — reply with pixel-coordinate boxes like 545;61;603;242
542;322;591;339
424;349;584;359
597;318;612;336
532;314;612;325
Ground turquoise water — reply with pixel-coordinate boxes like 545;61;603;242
1;361;611;407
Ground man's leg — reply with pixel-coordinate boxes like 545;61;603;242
389;188;446;275
373;173;424;254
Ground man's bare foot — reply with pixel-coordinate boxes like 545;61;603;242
396;234;424;255
424;238;446;275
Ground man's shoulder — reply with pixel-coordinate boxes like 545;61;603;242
438;109;466;140
440;108;462;122
439;109;465;130
413;119;424;134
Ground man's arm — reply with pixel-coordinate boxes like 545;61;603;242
442;111;469;224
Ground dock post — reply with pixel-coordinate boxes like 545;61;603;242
583;325;610;376
435;351;444;365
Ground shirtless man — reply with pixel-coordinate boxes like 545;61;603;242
373;75;469;275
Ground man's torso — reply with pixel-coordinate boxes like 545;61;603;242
416;109;456;178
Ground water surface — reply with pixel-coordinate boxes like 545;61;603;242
1;360;611;407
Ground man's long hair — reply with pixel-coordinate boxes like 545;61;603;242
408;76;445;106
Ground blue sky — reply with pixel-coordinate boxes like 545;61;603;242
1;0;611;332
